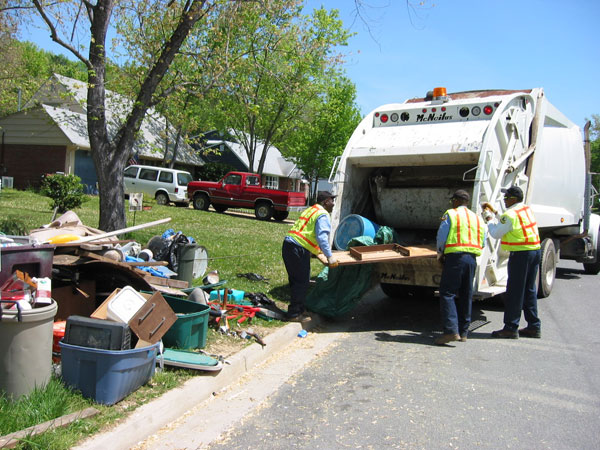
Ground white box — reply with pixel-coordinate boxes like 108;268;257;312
106;285;146;323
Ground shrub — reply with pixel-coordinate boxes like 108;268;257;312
40;173;87;213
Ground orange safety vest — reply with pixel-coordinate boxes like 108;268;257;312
443;207;485;256
500;204;541;251
287;204;329;255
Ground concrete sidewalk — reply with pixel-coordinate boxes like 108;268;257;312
74;318;322;450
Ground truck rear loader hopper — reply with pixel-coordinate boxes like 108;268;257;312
329;87;600;300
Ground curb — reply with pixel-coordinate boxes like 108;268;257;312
74;318;320;450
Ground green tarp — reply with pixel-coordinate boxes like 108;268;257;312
305;226;399;318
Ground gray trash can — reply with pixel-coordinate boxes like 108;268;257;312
176;244;208;284
0;299;57;399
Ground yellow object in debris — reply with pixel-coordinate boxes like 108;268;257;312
46;234;82;244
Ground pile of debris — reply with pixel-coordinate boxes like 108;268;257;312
0;211;286;407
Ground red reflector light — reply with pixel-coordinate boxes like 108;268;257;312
375;112;380;117
484;105;493;115
380;114;389;123
422;108;427;113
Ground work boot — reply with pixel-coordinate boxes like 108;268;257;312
459;335;468;342
491;329;518;339
519;327;541;338
287;312;311;323
434;333;460;345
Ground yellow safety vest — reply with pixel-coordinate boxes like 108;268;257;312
443;207;485;256
287;204;329;255
500;204;541;251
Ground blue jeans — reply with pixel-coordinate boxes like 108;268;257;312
439;252;477;336
504;249;541;331
282;239;311;316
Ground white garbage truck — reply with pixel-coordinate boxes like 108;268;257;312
329;87;600;299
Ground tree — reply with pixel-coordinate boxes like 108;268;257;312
588;114;600;198
208;3;351;175
284;74;361;202
2;0;222;232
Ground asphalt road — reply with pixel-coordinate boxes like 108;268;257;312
196;260;600;450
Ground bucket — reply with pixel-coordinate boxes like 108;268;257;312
333;214;380;250
176;244;208;284
0;299;58;399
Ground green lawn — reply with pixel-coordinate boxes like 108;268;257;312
0;188;322;449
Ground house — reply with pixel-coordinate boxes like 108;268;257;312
0;74;204;192
199;131;307;194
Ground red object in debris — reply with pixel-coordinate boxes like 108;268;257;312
52;321;66;363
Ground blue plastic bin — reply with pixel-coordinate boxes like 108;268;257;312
59;341;159;405
208;289;245;303
333;214;380;250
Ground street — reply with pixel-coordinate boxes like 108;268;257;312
145;260;600;449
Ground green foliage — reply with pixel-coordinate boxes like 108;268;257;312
40;174;87;213
284;74;362;199
587;115;600;200
196;162;234;181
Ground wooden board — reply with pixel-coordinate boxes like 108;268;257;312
318;245;437;266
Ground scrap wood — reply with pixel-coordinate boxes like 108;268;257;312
317;244;437;266
0;407;99;449
74;250;148;277
143;274;189;289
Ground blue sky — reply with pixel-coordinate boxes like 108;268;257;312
304;0;600;128
22;0;599;128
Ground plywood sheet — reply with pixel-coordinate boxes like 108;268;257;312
318;245;436;266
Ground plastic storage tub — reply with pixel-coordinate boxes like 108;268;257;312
106;286;146;323
161;295;210;349
59;341;159;405
333;214;380;250
208;289;245;303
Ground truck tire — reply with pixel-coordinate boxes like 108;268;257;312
273;210;289;221
193;193;210;211
255;202;273;220
155;192;169;206
213;204;229;213
537;238;556;298
583;225;600;275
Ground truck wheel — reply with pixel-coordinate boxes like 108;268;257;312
213;204;229;213
155;192;169;206
537;238;556;298
255;202;273;220
583;225;600;275
273;210;289;221
193;193;210;211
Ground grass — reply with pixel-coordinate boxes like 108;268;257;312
0;188;322;448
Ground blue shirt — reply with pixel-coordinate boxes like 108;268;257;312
285;214;334;258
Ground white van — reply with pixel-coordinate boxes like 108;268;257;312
124;165;193;206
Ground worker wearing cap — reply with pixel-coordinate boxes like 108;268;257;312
282;191;338;322
482;185;542;339
435;189;486;345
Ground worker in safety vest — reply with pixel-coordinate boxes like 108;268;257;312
482;185;542;339
435;189;486;345
282;191;338;322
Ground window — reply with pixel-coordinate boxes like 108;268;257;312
159;171;173;183
124;167;138;178
246;176;260;186
177;173;192;186
224;174;242;185
264;176;279;189
139;168;158;181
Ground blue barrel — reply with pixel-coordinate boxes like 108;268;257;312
334;214;380;250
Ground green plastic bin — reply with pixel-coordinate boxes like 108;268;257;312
162;295;210;349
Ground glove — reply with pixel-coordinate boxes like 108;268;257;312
327;256;339;268
481;202;497;214
482;209;494;222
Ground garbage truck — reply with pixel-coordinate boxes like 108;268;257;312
328;87;600;299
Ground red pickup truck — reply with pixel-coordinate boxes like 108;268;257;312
187;172;307;221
